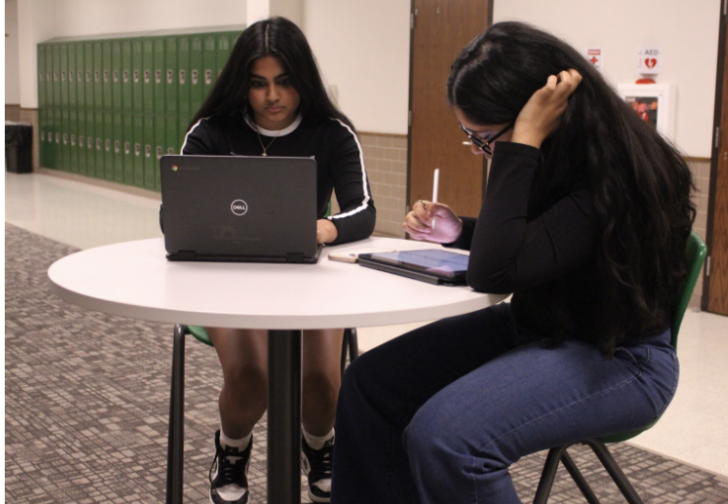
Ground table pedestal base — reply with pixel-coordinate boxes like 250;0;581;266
166;327;303;504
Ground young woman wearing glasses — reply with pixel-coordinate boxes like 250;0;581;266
331;21;694;504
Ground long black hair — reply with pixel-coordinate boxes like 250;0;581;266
190;16;351;129
448;22;696;354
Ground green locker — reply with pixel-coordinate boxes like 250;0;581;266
94;110;104;178
43;45;52;109
68;42;77;108
163;115;178;188
87;110;96;176
69;109;79;173
155;116;165;188
202;34;216;104
37;45;46;110
215;32;231;78
85;42;94;111
123;113;134;184
143;114;156;189
60;43;69;108
61;108;70;171
39;108;48;168
93;41;103;110
165;36;178;118
76;43;85;110
77;110;86;176
51;107;61;169
104;111;114;179
164;116;184;154
132;39;143;114
112;39;122;112
37;46;47;167
52;44;61;108
189;34;204;117
103;40;112;111
153;37;166;116
114;113;124;182
142;39;154;114
133;113;144;187
122;39;133;113
177;35;190;124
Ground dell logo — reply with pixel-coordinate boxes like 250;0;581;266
231;199;249;216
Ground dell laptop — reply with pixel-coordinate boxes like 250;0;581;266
160;154;321;263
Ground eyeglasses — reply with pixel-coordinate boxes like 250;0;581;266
459;122;513;155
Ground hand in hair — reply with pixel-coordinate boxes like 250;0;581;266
403;200;463;243
511;69;582;149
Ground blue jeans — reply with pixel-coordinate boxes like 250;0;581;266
331;303;678;504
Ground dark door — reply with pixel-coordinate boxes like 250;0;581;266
705;4;728;315
408;0;492;218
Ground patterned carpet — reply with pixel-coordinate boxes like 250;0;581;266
5;223;728;503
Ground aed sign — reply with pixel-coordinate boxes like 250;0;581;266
638;47;662;74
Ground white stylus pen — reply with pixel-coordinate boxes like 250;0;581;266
431;168;440;230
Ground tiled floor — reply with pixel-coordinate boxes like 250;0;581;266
5;171;728;479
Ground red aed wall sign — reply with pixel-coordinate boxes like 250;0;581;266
638;47;662;74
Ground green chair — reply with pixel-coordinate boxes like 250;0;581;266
532;231;707;504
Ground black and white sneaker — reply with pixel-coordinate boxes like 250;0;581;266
209;430;252;504
301;435;334;503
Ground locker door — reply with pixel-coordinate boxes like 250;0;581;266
93;42;103;110
52;107;62;170
132;39;143;115
37;45;47;167
165;36;178;119
177;36;191;127
61;108;70;171
44;45;53;109
69;109;78;173
189;35;204;118
68;42;77;109
142;39;154;115
52;44;61;110
112;39;122;113
104;111;114;180
76;43;85;111
153;37;166;117
123;112;134;184
87;110;96;176
102;40;113;111
202;34;216;105
122;39;133;114
77;108;87;176
114;112;124;182
60;43;69;109
143;114;156;189
94;110;104;178
133;113;144;187
84;42;94;112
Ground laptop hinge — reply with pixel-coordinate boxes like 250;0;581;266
178;250;197;261
285;252;305;263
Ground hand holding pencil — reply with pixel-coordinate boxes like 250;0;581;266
402;168;464;243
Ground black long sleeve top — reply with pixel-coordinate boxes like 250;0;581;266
173;112;376;246
447;141;608;341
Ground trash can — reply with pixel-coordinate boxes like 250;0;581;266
5;121;33;173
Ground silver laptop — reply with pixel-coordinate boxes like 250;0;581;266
160;154;321;263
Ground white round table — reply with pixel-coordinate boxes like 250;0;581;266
48;236;501;504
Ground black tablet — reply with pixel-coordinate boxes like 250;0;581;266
357;249;469;286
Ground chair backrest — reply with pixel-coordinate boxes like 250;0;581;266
671;231;708;349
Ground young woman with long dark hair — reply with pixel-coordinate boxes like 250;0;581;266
178;17;375;504
331;21;694;504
